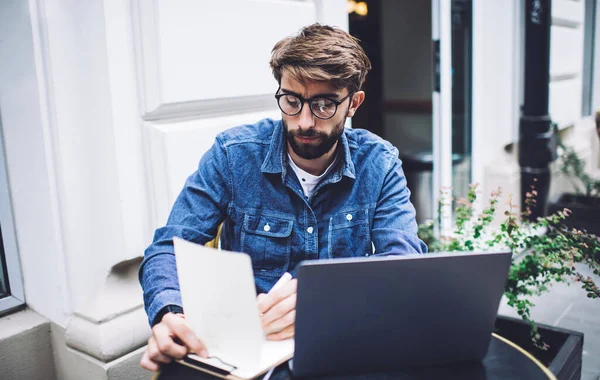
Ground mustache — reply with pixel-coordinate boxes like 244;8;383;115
292;128;323;138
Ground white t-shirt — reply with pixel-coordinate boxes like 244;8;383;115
287;153;339;200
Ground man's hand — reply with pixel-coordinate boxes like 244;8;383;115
257;273;297;341
140;312;207;372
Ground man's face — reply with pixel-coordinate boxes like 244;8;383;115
279;75;354;160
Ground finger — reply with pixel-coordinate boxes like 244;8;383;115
153;322;188;359
163;313;208;357
140;349;161;372
264;309;296;335
258;279;297;314
270;272;292;293
146;336;174;364
257;293;268;316
261;293;296;326
267;324;295;341
257;278;296;314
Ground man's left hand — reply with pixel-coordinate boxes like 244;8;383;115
257;274;297;340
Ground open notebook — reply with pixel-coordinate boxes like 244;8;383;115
172;237;294;380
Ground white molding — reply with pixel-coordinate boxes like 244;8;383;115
132;0;162;115
550;78;583;127
550;25;584;78
132;0;317;119
552;0;584;28
65;307;149;362
29;0;72;317
103;0;154;262
144;110;280;229
550;73;580;81
0;296;24;313
143;94;276;122
64;257;150;362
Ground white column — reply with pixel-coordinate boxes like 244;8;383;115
432;0;453;234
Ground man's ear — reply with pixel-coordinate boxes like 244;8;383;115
347;91;365;118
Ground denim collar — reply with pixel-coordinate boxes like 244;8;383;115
261;119;356;183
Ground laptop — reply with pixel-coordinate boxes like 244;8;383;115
290;250;512;377
173;239;512;378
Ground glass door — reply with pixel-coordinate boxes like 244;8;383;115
451;0;473;209
432;0;473;232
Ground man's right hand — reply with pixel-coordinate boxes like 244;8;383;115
140;312;208;372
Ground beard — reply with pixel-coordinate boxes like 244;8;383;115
283;118;346;160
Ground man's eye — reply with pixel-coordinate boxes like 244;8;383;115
284;96;300;107
314;99;334;111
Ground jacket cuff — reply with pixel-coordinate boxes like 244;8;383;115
146;289;182;327
152;304;184;327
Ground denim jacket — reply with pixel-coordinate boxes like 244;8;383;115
139;118;427;326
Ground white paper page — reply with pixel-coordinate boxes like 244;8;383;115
232;339;295;379
173;237;264;369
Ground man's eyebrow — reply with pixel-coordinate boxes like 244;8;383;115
280;87;340;99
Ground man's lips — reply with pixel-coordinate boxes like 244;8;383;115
296;135;320;143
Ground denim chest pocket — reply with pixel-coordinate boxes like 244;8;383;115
328;209;371;258
241;214;293;276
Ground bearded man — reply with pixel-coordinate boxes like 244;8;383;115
139;23;427;372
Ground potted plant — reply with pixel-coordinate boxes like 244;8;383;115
418;184;600;380
547;114;600;236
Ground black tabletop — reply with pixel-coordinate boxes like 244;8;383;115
154;333;556;380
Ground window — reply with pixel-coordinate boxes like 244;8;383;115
0;109;24;316
582;0;597;116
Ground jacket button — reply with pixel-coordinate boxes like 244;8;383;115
307;226;313;234
346;214;353;221
264;224;270;232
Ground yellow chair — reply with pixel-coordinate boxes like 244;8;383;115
204;224;222;249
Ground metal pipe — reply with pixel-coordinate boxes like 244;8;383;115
519;0;557;220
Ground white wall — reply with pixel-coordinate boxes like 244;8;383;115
137;0;322;227
1;0;349;371
0;0;346;326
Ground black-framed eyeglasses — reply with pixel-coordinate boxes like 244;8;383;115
274;87;354;120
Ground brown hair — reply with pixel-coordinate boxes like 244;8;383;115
269;23;372;92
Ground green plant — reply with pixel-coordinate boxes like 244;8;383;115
418;184;600;349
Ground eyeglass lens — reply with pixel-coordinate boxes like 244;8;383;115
278;94;337;119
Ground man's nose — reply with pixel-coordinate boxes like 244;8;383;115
298;103;315;129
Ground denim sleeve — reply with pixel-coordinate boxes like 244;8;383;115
371;151;428;256
139;136;232;326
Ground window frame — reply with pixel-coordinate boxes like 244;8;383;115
582;0;597;116
0;109;25;316
593;0;600;110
